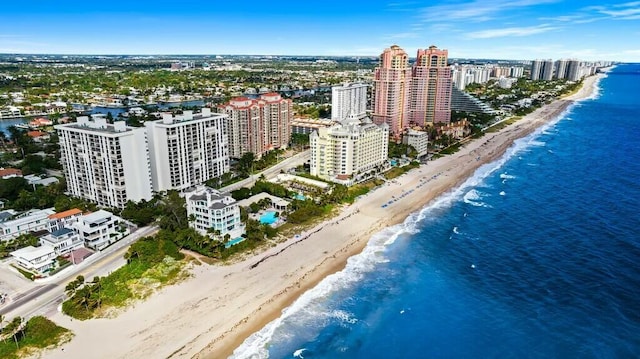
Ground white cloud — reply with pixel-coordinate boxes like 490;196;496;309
467;24;559;38
614;1;640;7
420;0;559;23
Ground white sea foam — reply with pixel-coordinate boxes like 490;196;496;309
463;189;492;208
500;173;516;180
529;140;546;147
231;98;582;358
453;226;460;235
499;191;506;196
293;348;306;358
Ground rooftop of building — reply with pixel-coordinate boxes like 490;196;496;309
50;227;75;237
0;168;22;177
150;108;226;126
56;115;135;135
186;186;234;208
81;210;114;225
48;208;82;220
11;245;54;261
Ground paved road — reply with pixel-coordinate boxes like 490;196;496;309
221;149;310;192
0;225;159;319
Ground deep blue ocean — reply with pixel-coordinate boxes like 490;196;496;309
231;64;640;359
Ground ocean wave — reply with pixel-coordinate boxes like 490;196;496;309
500;173;516;180
230;99;581;358
463;189;492;208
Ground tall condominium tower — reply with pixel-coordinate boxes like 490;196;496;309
409;45;452;125
372;45;412;135
331;83;368;121
530;60;543;80
566;59;583;81
145;108;230;192
531;59;554;80
55;116;153;208
555;59;569;79
542;59;554;80
218;93;292;159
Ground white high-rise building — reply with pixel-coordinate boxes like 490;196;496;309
56;116;153;208
145;108;229;192
531;60;543;80
331;83;368;121
567;59;583;81
185;186;245;240
555;59;569;79
310;116;389;184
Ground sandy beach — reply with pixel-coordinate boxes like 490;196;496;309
43;73;602;359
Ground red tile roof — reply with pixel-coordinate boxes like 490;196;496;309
48;208;82;220
0;168;22;177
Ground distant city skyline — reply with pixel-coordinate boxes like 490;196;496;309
1;0;639;61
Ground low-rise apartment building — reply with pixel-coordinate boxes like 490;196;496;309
185;186;245;240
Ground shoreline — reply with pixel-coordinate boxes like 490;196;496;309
43;73;602;359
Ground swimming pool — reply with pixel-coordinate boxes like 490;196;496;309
225;237;245;248
259;211;278;225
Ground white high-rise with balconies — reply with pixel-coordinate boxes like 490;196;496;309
55;116;153;208
145;108;229;192
310;116;389;184
331;83;368;121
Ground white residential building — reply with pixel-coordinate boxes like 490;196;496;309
185;186;245;239
402;129;429;158
0;208;56;241
48;208;83;232
331;83;368;121
40;227;84;255
310;116;389;184
11;246;57;274
72;210;129;250
55;116;153;208
146;108;230;192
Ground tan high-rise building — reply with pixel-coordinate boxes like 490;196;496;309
218;93;292;159
409;46;452;125
372;45;412;135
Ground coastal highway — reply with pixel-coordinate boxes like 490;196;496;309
0;225;159;320
221;149;310;192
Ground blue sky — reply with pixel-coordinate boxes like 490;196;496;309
1;0;639;61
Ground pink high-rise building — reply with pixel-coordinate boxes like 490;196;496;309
217;93;291;159
409;46;452;125
372;45;412;135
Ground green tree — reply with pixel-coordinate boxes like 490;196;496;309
237;152;256;177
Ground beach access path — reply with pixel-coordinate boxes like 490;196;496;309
43;74;601;359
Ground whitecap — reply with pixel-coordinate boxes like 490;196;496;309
293;348;306;358
453;226;460;234
500;173;516;180
499;191;506;196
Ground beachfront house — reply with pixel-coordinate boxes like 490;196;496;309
185;185;245;240
72;210;129;250
40;228;84;256
11;245;57;275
